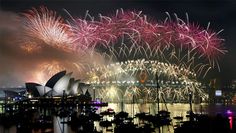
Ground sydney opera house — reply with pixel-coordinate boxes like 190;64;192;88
25;71;84;97
0;71;92;113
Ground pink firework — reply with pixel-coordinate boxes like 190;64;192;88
70;19;104;49
115;10;158;44
21;7;226;67
110;10;177;49
21;6;74;51
166;20;226;62
70;15;123;49
113;10;226;63
97;15;125;44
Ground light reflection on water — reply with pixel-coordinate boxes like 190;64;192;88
97;103;236;133
1;103;235;133
101;103;205;121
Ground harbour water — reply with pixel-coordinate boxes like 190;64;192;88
96;103;236;133
0;103;235;133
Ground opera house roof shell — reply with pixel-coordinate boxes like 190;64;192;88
26;71;84;97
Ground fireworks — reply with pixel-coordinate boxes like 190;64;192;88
21;6;75;52
20;41;42;53
40;61;65;76
17;7;226;102
87;59;204;102
21;7;226;63
70;10;225;72
37;61;65;83
98;86;123;102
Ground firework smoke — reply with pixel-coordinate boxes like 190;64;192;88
0;10;107;87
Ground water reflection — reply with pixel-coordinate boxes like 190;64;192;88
97;103;236;133
101;103;202;122
0;103;235;133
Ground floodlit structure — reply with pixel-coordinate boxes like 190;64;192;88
26;71;82;97
86;59;207;103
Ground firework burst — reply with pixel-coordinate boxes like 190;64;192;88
87;59;205;102
20;40;42;53
21;6;75;51
77;9;226;71
17;7;226;103
39;61;65;78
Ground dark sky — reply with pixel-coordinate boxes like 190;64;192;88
0;0;236;86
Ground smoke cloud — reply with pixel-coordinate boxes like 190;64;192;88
0;10;107;87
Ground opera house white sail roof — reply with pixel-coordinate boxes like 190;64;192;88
26;71;83;97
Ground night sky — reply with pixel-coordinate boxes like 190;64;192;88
0;0;236;86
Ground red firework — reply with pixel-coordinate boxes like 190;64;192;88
21;7;226;65
71;19;102;49
169;21;226;61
